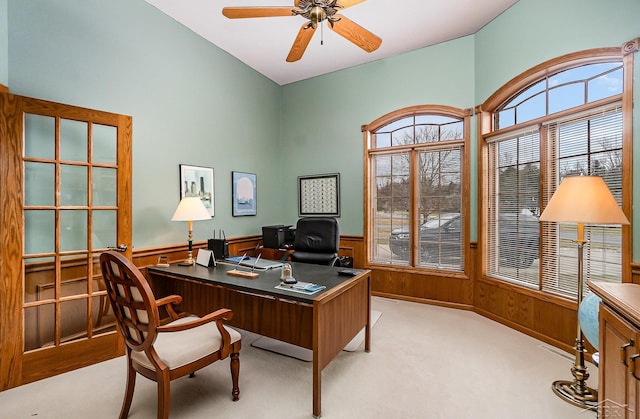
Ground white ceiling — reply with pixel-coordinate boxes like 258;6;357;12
144;0;518;86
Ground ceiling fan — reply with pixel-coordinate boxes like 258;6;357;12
222;0;382;62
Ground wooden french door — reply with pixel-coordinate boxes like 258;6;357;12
0;92;132;390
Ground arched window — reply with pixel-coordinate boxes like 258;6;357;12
479;40;637;297
363;105;471;273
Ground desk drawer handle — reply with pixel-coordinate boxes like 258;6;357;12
621;340;634;366
630;354;640;381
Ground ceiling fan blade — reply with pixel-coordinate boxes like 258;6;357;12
337;0;367;9
330;15;381;53
286;24;317;62
222;7;293;19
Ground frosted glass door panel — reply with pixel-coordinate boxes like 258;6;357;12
24;162;55;206
60;210;87;252
24;114;54;159
60;119;88;162
92;168;116;206
24;210;55;255
92;124;117;165
92;210;116;249
60;165;88;206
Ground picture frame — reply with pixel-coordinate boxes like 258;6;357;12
232;171;257;216
179;164;214;216
298;173;340;217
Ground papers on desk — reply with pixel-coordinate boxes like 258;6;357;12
275;281;326;295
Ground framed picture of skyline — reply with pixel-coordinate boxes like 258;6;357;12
179;164;214;216
232;171;257;216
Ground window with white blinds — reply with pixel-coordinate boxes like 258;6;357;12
540;107;623;297
485;106;623;296
485;128;541;288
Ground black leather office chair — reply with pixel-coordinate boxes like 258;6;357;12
288;217;340;266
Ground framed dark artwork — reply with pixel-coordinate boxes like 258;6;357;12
232;171;257;216
298;173;340;217
179;164;214;216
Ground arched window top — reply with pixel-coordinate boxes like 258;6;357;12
364;104;470;150
495;61;623;129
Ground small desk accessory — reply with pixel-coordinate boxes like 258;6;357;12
280;263;296;284
227;253;259;278
196;249;216;267
156;256;170;268
337;269;358;276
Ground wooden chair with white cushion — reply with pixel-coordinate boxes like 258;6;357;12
99;251;241;419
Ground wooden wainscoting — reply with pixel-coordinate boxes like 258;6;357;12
132;235;366;269
473;276;578;353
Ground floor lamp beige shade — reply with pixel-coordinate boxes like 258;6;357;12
539;175;629;410
171;197;212;265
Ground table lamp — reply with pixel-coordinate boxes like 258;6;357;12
539;175;629;410
171;197;211;265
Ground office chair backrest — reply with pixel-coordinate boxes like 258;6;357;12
100;251;160;352
291;217;340;266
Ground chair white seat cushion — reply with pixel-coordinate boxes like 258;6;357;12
131;316;241;371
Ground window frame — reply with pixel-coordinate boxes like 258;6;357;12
363;105;472;276
479;40;637;295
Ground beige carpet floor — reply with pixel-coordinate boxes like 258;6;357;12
0;297;597;418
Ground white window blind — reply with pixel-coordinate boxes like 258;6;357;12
485;128;540;287
540;106;623;297
485;105;623;295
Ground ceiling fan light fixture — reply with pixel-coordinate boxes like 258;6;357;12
310;6;327;23
223;0;381;62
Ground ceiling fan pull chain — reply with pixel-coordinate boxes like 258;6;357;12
321;20;324;45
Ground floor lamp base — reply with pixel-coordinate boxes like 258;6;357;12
552;380;598;411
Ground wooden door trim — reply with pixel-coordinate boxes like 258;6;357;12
0;92;24;389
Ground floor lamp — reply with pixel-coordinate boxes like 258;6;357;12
171;197;212;265
539;175;629;410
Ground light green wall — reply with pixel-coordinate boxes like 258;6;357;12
0;0;7;85
280;36;476;235
8;0;283;249
6;0;640;257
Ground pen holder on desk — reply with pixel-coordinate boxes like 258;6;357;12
280;263;296;284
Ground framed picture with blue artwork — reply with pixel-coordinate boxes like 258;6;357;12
232;171;257;216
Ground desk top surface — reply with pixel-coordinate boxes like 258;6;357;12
148;260;369;304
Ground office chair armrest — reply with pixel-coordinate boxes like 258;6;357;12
155;295;183;321
157;308;234;332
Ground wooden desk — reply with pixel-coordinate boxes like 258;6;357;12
147;261;371;418
588;281;640;418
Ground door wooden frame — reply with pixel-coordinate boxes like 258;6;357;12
0;92;131;390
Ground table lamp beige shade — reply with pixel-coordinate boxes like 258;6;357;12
171;197;211;265
539;175;629;410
